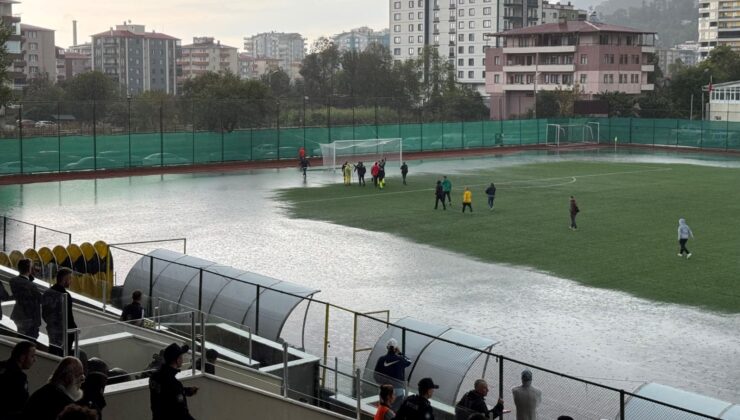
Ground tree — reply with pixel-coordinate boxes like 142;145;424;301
0;26;15;106
300;40;340;99
21;76;65;121
596;91;636;117
260;68;292;98
65;71;119;102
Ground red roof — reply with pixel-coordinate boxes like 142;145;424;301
91;29;179;40
493;21;655;36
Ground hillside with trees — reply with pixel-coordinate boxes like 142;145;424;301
597;0;698;48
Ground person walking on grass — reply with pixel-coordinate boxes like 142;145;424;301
355;161;366;186
371;162;380;187
300;157;310;181
343;161;353;186
485;183;496;211
400;162;409;185
462;187;473;213
677;218;694;259
442;176;452;206
378;162;386;189
569;196;579;230
434;180;446;210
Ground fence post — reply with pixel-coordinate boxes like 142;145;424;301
198;268;203;312
191;100;196;164
74;329;80;358
322;303;330;388
148;256;154;316
93;99;97;170
159;101;164;166
62;293;68;357
200;311;206;371
32;225;37;249
498;357;504;400
18;105;23;174
355;368;362;420
248;327;253;362
191;311;197;376
154;297;160;329
653;118;656;147
282;342;289;397
2;216;6;251
102;281;107;312
629;118;633;144
327;96;332;142
277;99;281;160
620;389;626;420
374;98;379;139
128;97;132;167
255;285;260;335
57;101;62;171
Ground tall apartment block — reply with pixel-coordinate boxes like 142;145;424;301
20;24;56;82
91;24;180;95
178;37;238;82
332;27;390;52
485;21;656;119
540;1;587;24
243;32;305;79
1;0;25;90
390;0;542;94
698;0;740;59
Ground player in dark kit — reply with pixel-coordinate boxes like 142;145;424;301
355;161;366;186
400;162;408;185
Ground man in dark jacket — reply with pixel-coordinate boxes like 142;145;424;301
9;259;42;340
373;338;412;411
394;377;439;420
400;162;409;185
485;183;497;210
78;371;107;419
455;379;505;420
42;268;77;356
149;343;198;420
24;356;85;420
120;289;144;326
0;341;37;419
355;161;366;186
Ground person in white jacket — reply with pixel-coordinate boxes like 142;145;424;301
677;218;694;259
512;369;541;420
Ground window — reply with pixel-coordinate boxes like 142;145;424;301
580;74;587;84
458;58;464;65
494;56;500;65
409;48;415;55
434;35;440;43
394;25;401;32
458;71;464;78
599;34;609;45
409;12;414;19
458;34;465;41
469;8;475;16
394;48;401;55
458;21;465;29
602;54;614;64
394;1;401;8
469;58;474;65
469;71;474;78
418;23;423;30
394;36;401;44
409;36;415;43
482;71;486;78
409;0;414;6
459;0;464;3
580;54;588;65
633;55;640;64
483;7;491;15
459;8;465;16
469;21;475;28
482;58;486;65
469;34;474;41
458;46;464;53
418;11;424;18
450;22;456;29
409;24;415;31
468;45;474;53
419;0;423;5
394;13;401;20
29;54;38;62
494;74;500;83
418;35;423;43
483;20;491;28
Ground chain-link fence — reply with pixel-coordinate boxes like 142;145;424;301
3;98;740;175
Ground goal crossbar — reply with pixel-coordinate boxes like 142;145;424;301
545;123;600;147
319;138;403;170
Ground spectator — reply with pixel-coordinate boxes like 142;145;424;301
106;368;131;385
42;268;77;356
78;371;107;419
56;404;98;420
373;338;411;412
455;379;505;420
374;384;396;420
394;377;439;420
24;356;85;420
9;258;42;340
0;341;37;419
149;343;197;420
512;369;542;420
120;290;144;326
195;348;219;375
86;357;109;376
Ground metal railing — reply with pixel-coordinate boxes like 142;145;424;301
1;215;72;252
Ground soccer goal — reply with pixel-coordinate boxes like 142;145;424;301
318;138;403;170
545;122;600;146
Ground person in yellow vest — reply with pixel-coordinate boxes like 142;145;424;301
343;161;352;185
462;187;473;213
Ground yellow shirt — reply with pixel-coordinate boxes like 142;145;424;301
463;190;472;203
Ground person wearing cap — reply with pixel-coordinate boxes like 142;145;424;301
455;379;505;420
394;377;439;420
373;338;412;411
512;369;541;420
149;343;197;420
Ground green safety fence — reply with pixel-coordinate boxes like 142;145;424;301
2;117;740;175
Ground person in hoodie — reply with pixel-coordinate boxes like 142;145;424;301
373;338;412;412
677;218;694;259
355;161;366;186
371;162;380;187
485;183;497;211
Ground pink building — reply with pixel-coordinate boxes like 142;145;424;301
485;21;656;119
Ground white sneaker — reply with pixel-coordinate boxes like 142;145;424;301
687;253;692;259
677;253;683;257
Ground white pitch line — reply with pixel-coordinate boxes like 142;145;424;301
286;167;672;204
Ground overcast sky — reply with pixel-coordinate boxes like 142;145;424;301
19;0;389;50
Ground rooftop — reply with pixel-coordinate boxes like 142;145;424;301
20;23;54;32
492;20;655;36
91;29;179;41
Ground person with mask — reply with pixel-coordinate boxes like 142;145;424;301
24;356;85;420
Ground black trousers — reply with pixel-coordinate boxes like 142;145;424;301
679;238;690;254
435;197;446;210
402;173;407;184
358;174;365;185
462;203;472;213
570;213;577;228
444;191;451;204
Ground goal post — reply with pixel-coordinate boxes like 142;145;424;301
318;138;403;170
545;123;600;146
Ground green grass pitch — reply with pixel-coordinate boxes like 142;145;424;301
277;160;740;313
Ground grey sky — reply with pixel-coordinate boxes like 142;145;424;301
21;0;388;50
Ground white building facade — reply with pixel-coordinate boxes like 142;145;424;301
243;32;305;79
698;0;740;59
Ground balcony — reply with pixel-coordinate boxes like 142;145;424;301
434;17;440;22
503;45;576;54
641;46;656;54
503;83;561;91
449;41;456;46
641;83;654;91
504;0;523;5
449;16;456;21
449;28;456;34
641;64;654;72
503;64;575;72
449;4;456;8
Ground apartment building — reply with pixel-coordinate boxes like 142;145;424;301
541;1;587;24
64;52;92;80
237;53;281;80
485;21;656;119
332;27;390;52
179;37;238;81
390;0;542;94
68;43;92;55
21;24;56;81
657;41;700;76
1;0;25;90
699;0;740;59
55;46;65;82
91;24;180;95
243;32;305;79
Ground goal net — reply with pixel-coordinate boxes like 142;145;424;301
545;123;600;146
318;138;403;170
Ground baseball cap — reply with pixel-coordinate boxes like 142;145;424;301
163;343;190;364
418;377;440;392
386;338;398;349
